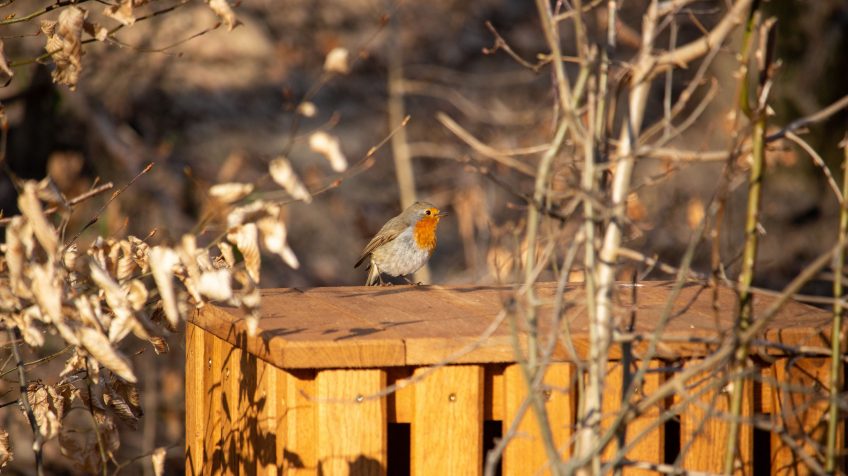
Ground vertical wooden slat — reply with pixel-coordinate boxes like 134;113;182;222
316;369;388;475
283;369;318;474
185;323;205;476
771;357;837;475
234;347;260;475
484;366;505;422
679;359;752;474
412;365;484;476
251;357;279;476
222;344;240;475
387;367;414;424
202;331;223;476
502;363;574;476
601;361;664;475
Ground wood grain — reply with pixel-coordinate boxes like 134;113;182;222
411;365;484;476
316;369;387;475
190;282;832;369
679;359;752;474
771;357;838;475
502;363;574;476
185;322;205;476
283;369;318;474
600;360;664;476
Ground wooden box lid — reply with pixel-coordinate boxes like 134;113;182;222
189;281;833;369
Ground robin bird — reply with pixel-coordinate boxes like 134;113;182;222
354;201;447;285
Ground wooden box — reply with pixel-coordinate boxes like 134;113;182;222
185;282;840;475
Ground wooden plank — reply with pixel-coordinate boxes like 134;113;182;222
222;343;240;475
202;331;226;475
283;369;318;474
485;365;504;421
316;369;387;475
185;323;205;476
412;365;484;476
253;357;279;476
502;363;574;476
601;360;664;476
771;357;837;475
190;283;833;368
678;359;752;474
387;367;414;423
235;351;259;475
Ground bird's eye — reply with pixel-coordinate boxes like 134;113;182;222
425;210;431;215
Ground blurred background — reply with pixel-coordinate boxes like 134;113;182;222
0;0;847;473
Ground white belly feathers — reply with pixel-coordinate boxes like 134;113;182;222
371;227;432;277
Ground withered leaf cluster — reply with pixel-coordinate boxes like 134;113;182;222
2;163;309;470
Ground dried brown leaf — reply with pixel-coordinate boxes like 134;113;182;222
104;378;142;427
257;216;299;269
63;243;79;271
125;279;148;311
0;40;14;80
227;223;261;283
43;6;86;90
269;158;312;203
149;246;181;329
83;21;108;41
60;350;87;378
79;327;137;383
13;308;45;347
0;429;11;468
18;181;58;257
239;285;261;337
5;217;30;298
31;264;62;323
148;336;169;355
207;0;238;31
103;0;135;26
209;182;254;204
309;131;348;172
152;447;166;476
126;236;150;273
297;101;317;117
323;47;350;74
74;295;106;333
24;383;65;440
198;269;233;301
217;242;235;268
178;235;202;303
89;263;136;343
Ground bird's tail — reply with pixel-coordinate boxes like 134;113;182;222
365;262;380;286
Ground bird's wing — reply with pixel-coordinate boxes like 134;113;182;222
354;215;405;268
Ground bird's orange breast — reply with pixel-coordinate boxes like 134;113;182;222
413;216;439;252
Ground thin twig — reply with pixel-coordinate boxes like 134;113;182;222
766;94;848;142
826;137;848;472
6;325;44;476
784;131;843;204
437;112;537;175
64;163;153;250
0;182;114;226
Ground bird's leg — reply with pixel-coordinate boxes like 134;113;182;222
403;276;423;286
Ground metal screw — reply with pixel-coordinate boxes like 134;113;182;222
543;390;552;401
448;393;457;402
355;394;364;403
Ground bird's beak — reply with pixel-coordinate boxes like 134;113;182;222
436;211;448;218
